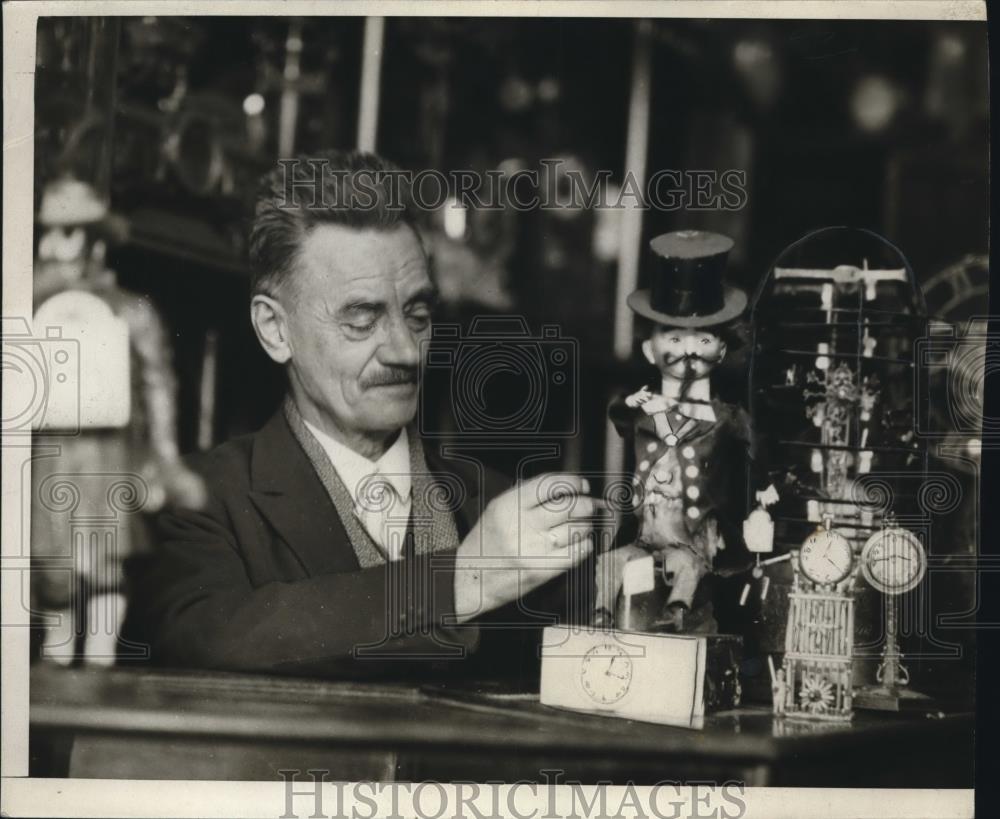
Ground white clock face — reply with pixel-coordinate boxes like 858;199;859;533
800;528;854;585
861;528;926;594
580;643;633;705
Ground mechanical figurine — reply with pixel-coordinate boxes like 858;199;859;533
594;230;777;634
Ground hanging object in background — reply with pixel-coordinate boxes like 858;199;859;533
924;29;986;142
853;525;932;711
772;516;856;721
850;74;900;134
30;176;206;667
731;36;782;112
108;17;344;273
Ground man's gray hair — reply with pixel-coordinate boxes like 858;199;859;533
248;149;418;298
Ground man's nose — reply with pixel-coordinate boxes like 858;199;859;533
379;314;421;367
682;336;698;356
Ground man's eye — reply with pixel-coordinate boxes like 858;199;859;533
406;311;431;331
700;337;710;344
344;315;379;334
670;336;681;344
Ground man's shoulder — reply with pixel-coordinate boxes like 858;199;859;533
185;430;255;482
180;414;288;502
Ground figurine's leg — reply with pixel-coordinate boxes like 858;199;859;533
82;592;128;666
40;608;77;666
593;543;646;627
653;547;715;633
662;547;708;610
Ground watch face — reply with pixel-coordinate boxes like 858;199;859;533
580;643;633;705
800;528;854;585
861;527;926;594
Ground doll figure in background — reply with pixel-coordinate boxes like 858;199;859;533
31;175;205;665
593;230;778;634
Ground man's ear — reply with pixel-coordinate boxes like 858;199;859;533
717;340;728;364
250;294;292;364
641;339;655;365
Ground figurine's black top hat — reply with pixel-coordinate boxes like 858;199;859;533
627;230;747;328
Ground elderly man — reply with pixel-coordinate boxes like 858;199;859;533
125;151;593;675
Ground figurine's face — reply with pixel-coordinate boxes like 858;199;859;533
35;227;89;297
642;326;726;381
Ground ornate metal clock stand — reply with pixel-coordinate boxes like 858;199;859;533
853;525;931;711
773;517;856;721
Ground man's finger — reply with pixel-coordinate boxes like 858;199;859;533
517;474;590;509
524;495;595;530
551;531;595;566
539;522;594;553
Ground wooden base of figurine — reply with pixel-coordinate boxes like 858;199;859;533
779;709;854;723
853;684;933;712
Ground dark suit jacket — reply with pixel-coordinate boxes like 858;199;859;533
123;409;513;678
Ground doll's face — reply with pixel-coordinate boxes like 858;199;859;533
35;227;88;295
642;326;726;381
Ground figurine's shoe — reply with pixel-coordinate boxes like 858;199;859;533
652;602;718;634
651;603;687;633
591;608;615;629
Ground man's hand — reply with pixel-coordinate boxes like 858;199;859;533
453;474;594;623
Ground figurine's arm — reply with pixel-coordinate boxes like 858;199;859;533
120;292;206;510
608;393;641;440
122;294;180;460
734;404;778;502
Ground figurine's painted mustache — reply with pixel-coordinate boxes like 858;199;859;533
660;352;724;370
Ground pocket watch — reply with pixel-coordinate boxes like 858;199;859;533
859;526;926;595
799;519;854;586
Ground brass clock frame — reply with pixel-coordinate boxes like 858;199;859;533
859;526;927;595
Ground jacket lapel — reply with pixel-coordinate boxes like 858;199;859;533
247;410;361;575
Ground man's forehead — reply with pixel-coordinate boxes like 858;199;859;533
297;222;429;296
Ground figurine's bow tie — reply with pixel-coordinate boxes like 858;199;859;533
628;391;717;423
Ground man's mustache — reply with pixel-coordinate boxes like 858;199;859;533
361;367;419;389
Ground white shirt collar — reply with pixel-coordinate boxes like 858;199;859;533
302;420;412;506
